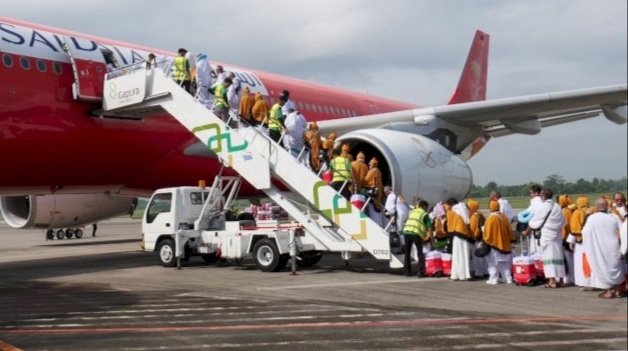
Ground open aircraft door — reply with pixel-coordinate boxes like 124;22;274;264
62;36;108;102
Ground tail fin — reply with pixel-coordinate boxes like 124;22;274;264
448;30;489;104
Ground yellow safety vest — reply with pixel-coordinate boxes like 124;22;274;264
331;156;351;182
403;207;428;238
268;103;284;131
172;56;190;81
213;83;228;109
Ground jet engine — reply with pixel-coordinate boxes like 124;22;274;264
0;193;135;229
336;129;472;206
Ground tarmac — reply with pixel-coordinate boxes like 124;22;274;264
0;219;626;350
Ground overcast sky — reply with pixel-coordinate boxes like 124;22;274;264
1;0;626;185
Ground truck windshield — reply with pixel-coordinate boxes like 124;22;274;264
146;193;172;223
190;192;210;205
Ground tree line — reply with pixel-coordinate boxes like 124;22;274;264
468;175;628;198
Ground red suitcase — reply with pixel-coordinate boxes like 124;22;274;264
512;255;536;286
512;236;538;286
425;251;444;277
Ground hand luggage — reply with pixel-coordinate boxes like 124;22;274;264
512;235;538;286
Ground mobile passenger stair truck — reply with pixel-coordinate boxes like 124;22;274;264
97;63;404;272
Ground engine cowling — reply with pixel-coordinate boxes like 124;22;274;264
336;129;472;206
0;194;135;229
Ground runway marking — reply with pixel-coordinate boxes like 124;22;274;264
0;341;23;351
19;307;390;323
6;311;415;328
256;277;441;290
76;335;628;351
1;313;624;335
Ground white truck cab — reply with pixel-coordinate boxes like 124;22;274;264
142;187;215;247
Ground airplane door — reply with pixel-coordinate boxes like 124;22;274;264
62;36;107;102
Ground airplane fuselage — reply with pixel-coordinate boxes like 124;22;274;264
0;17;418;197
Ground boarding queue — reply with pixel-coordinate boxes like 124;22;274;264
169;51;627;299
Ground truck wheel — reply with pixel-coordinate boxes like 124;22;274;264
253;238;283;272
297;251;323;267
157;238;177;267
46;229;54;240
55;229;65;240
74;228;84;239
201;253;218;264
65;229;74;239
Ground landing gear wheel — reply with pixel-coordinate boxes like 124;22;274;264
253;238;284;272
296;251;323;267
201;253;218;264
55;229;65;240
65;229;74;239
46;229;54;240
74;228;84;239
157;238;177;267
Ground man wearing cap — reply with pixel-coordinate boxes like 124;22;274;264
268;95;287;143
211;77;232;123
401;198;432;277
172;48;192;94
280;90;296;116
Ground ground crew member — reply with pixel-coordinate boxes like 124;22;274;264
212;77;232;123
172;48;192;94
330;148;352;200
268;95;287;143
402;198;432;277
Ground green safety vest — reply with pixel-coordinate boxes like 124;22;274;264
213;83;228;109
403;207;428;238
331;156;351;182
268;103;284;131
172;56;190;81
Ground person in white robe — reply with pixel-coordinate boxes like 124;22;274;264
195;53;214;109
282;109;308;160
583;197;626;298
445;198;472;281
528;189;565;288
522;184;543;255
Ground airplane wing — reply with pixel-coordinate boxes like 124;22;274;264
317;84;627;138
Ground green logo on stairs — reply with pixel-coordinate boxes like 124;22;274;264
192;123;249;153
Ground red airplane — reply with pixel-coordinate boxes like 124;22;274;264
0;16;626;230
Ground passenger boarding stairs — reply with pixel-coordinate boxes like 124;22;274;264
100;64;403;268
